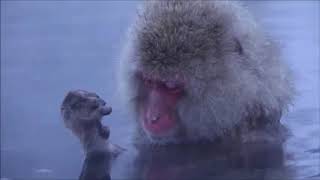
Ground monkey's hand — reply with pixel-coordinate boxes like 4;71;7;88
61;90;124;157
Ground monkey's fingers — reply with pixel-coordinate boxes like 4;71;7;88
99;106;112;116
108;143;126;158
97;122;110;139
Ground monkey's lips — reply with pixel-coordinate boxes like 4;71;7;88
143;114;176;135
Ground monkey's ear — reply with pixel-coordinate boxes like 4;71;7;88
62;91;82;109
234;38;243;55
62;91;77;105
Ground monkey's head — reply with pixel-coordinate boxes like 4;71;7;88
61;90;112;138
122;1;290;145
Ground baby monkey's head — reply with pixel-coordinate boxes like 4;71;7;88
61;90;112;139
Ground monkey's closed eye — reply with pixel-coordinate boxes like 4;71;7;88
144;78;154;88
234;38;243;55
90;104;99;110
71;102;82;110
164;81;184;94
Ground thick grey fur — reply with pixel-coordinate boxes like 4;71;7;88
120;0;295;145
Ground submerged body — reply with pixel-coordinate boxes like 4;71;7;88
120;0;294;145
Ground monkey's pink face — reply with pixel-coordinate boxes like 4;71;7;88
137;74;185;137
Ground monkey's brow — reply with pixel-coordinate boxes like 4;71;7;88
129;94;145;103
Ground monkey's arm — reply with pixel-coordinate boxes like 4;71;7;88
78;132;123;180
61;90;124;179
79;151;111;180
239;106;289;144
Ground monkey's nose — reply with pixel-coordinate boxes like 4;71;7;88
150;115;160;124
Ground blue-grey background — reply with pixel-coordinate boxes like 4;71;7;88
1;1;319;179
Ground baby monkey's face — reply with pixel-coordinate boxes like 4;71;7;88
61;90;112;138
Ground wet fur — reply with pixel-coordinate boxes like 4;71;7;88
120;1;294;145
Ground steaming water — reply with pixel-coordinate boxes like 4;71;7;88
1;1;319;179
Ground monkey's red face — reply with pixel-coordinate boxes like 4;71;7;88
138;74;185;137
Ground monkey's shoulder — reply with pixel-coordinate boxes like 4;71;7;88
235;110;290;144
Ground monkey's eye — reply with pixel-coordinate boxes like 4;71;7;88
90;103;99;111
164;81;183;94
144;78;153;88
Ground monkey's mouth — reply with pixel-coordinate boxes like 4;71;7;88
143;114;177;136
